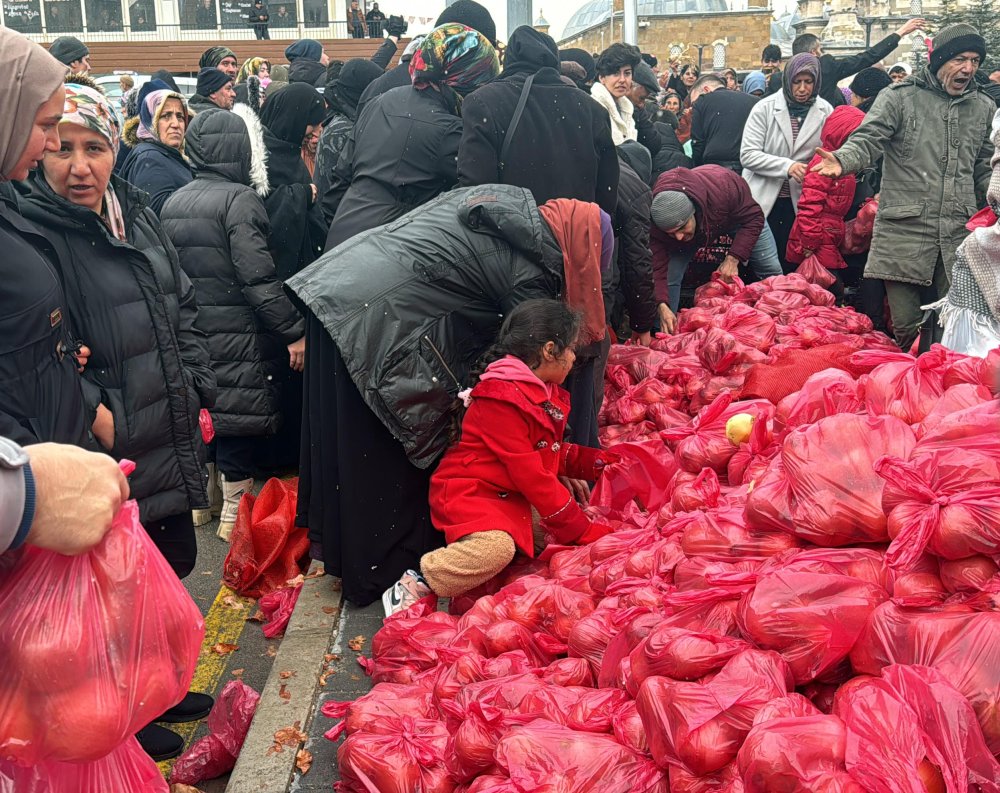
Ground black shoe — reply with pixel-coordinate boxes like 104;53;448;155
158;691;214;723
136;723;184;761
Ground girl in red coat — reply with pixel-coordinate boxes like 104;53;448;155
786;106;866;280
382;300;617;616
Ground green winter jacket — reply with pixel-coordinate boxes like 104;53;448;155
833;66;996;286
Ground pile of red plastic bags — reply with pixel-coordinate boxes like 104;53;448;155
327;274;1000;793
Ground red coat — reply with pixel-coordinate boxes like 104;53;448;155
429;378;603;557
786;106;865;271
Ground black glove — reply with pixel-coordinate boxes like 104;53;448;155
385;14;407;37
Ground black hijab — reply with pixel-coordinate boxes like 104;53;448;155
326;58;384;121
259;82;326;145
502;25;558;77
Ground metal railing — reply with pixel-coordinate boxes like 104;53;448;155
9;19;367;41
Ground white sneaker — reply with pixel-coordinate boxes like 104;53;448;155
382;569;431;617
217;475;253;542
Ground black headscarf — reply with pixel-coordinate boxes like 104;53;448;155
326;58;384;121
559;48;596;84
502;25;558;77
259;82;326;145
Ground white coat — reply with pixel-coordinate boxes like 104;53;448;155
590;81;637;146
740;91;833;216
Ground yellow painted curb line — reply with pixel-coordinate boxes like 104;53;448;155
158;584;256;778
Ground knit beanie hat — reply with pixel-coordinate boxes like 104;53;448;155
929;23;987;75
49;36;88;66
199;46;236;69
197;67;232;97
285;39;323;63
849;67;892;98
633;61;660;96
435;0;497;46
651;190;695;231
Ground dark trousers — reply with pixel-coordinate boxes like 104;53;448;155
351;22;365;37
145;512;196;580
253;23;270;38
767;195;798;273
216;435;259;481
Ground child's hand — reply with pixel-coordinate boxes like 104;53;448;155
561;476;591;504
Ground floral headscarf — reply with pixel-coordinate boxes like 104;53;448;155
237;56;269;84
409;23;499;97
60;83;126;240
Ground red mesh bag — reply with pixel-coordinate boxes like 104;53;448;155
850;601;1000;754
170;680;260;785
740;342;869;403
222;478;309;599
635;649;793;775
840;197;877;255
832;665;1000;793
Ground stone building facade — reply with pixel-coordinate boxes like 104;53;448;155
556;0;774;71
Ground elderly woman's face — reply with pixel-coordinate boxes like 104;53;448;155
664;94;681;113
156;97;186;150
600;65;633;98
43;123;115;214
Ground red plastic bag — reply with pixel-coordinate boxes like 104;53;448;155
337;716;455;793
876;449;1000;570
856;347;951;424
626;625;749;693
590;440;678;513
492;720;668;792
680;506;801;561
938;555;999;593
322;682;437;741
259;581;303;638
912;399;1000;462
0;736;168;793
850;601;1000;753
0;500;203;763
367;597;459;683
745;413;916;546
916;382;992;436
670;468;722;513
636;649;793;775
170;680;260;785
840;197;878;255
494;581;596;642
738;569;888;685
661;393;773;475
695;273;746;304
737;713;864;792
223;477;309;599
795;254;837;288
775;368;864;429
199;407;215;443
833;665;1000;793
719;303;777;352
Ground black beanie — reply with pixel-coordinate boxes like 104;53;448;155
435;0;497;46
49;36;89;65
560;48;597;84
929;23;987;74
197;67;232;97
849;67;892;99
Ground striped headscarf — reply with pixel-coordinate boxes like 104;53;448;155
409;23;499;97
60;83;126;239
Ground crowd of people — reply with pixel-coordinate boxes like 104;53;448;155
2;0;999;765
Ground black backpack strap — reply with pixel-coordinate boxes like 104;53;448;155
498;73;536;181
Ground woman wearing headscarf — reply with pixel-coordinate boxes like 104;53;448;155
18;81;216;762
741;70;768;97
256;82;326;471
161;107;304;543
0;28;91;448
740;53;833;271
286;183;610;606
323;23;499;250
315;57;384;224
235;56;269;114
119;78;193;215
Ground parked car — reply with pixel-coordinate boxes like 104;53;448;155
93;72;198;104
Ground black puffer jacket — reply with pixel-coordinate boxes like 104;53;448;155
161;106;305;437
613;143;657;331
19;175;214;523
289;59;326;88
652;120;692;178
0;185;90;447
323;84;463;250
286;184;566;469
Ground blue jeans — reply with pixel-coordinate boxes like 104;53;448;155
665;228;784;311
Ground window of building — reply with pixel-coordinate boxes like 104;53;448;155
44;0;82;30
303;0;326;26
712;41;725;68
180;0;217;29
2;0;43;32
127;0;155;29
84;0;121;29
